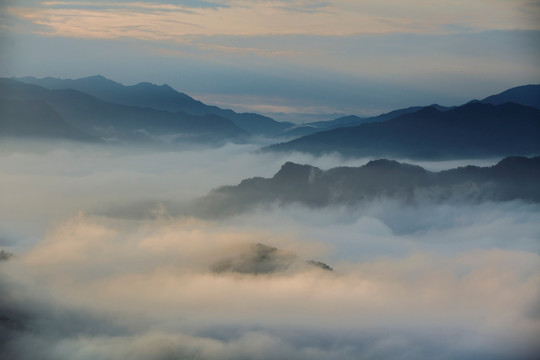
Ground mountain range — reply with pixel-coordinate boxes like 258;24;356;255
281;104;456;138
0;78;248;144
265;101;540;159
480;84;540;109
15;75;293;137
190;156;540;219
279;84;540;138
2;76;539;159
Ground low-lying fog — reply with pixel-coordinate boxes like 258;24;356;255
1;141;538;359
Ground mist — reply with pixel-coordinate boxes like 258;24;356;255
1;141;539;359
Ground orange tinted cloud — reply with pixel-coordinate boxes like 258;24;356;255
7;0;539;42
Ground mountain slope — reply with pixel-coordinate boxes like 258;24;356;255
0;98;98;141
481;84;540;109
16;75;293;136
191;156;540;218
281;105;455;138
17;75;198;113
264;102;540;159
0;78;248;144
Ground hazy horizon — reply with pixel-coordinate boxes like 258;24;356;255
1;1;540;359
1;1;539;120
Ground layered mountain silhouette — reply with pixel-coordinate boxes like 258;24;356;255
4;76;539;154
265;102;540;159
15;75;293;136
0;98;98;141
279;84;539;143
191;156;540;218
281;104;455;138
480;84;540;109
0;78;248;144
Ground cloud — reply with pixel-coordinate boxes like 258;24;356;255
2;2;539;120
4;0;539;43
2;27;538;117
1;212;539;359
0;141;527;251
1;142;540;359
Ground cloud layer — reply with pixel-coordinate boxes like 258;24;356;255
1;212;540;359
1;142;540;359
5;0;540;41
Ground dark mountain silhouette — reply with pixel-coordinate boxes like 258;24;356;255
11;76;540;141
16;75;197;113
481;84;540;109
280;115;368;138
191;156;540;218
308;105;454;130
279;124;320;138
308;115;368;129
0;78;248;144
264;102;540;159
211;243;332;275
15;75;293;137
281;105;455;138
0;98;98;141
368;104;454;122
278;85;538;141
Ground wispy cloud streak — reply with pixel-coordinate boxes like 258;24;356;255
5;0;539;42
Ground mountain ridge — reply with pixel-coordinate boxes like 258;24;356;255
15;75;293;137
190;156;540;219
480;84;540;109
0;78;248;144
7;76;540;148
264;101;540;159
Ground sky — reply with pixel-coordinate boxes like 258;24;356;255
1;0;540;119
2;3;540;358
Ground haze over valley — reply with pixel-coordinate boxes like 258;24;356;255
1;1;540;359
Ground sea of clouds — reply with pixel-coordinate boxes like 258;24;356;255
1;141;538;359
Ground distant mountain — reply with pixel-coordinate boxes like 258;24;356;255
16;75;293;137
280;105;455;138
279;85;538;142
190;156;540;218
0;78;248;144
0;98;98;141
264;102;540;159
278;124;319;138
211;243;332;275
368;104;454;122
12;76;540;140
281;115;368;138
16;75;198;113
306;105;454;130
481;84;540;109
309;115;368;129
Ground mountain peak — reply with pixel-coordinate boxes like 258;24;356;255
481;84;540;109
79;75;118;84
133;81;154;87
273;162;321;183
83;74;107;80
364;159;426;173
413;105;442;117
132;81;179;94
365;159;402;168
